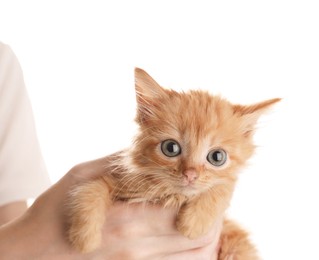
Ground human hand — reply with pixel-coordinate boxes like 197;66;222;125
94;201;222;260
0;201;27;226
0;154;222;259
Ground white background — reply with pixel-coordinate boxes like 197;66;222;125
1;1;319;259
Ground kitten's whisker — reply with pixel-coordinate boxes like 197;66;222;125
143;181;167;201
114;172;159;200
113;173;146;198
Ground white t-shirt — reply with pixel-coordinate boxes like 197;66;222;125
0;42;51;206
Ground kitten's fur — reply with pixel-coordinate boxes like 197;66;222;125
68;68;279;258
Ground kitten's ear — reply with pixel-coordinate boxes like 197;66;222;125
233;98;281;136
134;68;167;100
134;68;167;124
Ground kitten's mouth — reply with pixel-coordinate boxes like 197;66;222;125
178;183;200;196
181;180;196;187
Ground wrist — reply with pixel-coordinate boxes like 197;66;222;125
0;209;78;259
0;201;28;226
0;187;76;259
0;212;39;258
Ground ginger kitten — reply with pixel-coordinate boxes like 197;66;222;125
68;68;279;259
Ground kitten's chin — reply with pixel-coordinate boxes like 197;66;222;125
179;185;202;197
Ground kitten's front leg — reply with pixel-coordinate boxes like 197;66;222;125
176;186;232;239
67;177;113;253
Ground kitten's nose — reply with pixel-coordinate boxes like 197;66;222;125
183;168;198;183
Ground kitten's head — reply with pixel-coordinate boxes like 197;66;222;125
130;68;279;198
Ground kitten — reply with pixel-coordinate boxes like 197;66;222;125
68;68;280;258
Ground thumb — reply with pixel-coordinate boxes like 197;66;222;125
67;151;122;182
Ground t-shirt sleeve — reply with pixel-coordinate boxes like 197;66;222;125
0;43;51;206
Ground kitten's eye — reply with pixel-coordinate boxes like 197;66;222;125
161;139;181;157
207;149;227;166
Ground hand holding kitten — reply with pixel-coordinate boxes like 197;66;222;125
67;155;222;259
0;154;222;259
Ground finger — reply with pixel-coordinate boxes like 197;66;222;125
102;202;221;258
105;202;180;236
163;244;218;260
150;216;223;257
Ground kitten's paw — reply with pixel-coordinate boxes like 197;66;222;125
67;178;112;253
176;211;213;239
220;254;234;260
68;225;101;253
